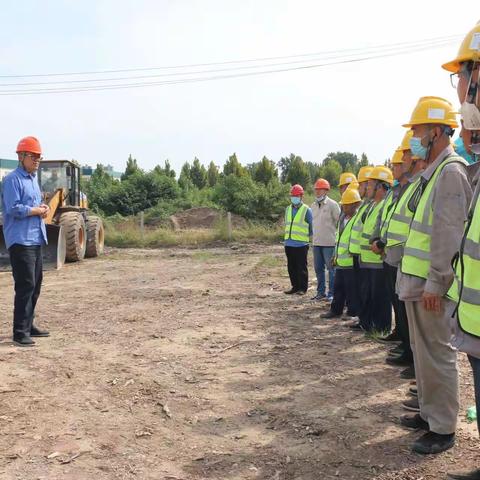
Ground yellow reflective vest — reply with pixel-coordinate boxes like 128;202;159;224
360;200;384;266
284;204;310;243
348;201;371;255
335;215;356;268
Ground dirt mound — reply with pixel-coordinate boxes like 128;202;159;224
169;207;247;230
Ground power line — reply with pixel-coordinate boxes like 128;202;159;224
0;39;459;96
0;36;458;87
0;34;461;80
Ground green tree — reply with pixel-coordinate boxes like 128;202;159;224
178;162;193;190
305;161;323;184
190;157;207;189
356;153;370;173
223;153;246;177
322;152;359;172
122;154;141;180
154;160;176;179
252;156;278;185
278;153;295;183
207;161;219;187
285;156;310;188
85;164;116;213
322;159;343;187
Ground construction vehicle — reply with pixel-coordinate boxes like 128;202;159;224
0;160;104;270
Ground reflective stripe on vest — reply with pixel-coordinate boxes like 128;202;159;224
385;179;421;249
450;191;480;338
348;201;371;255
401;154;468;280
284;204;309;242
335;216;356;267
379;190;395;240
359;200;384;266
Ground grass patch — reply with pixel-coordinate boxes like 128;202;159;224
104;218;284;249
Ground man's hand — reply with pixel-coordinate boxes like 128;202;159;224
422;291;443;313
30;204;49;217
39;204;50;219
371;241;383;255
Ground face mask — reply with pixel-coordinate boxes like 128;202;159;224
393;180;400;187
461;67;480;130
316;195;326;203
409;136;428;160
454;137;475;164
291;196;301;206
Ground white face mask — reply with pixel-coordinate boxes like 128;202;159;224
316;195;326;203
461;65;480;130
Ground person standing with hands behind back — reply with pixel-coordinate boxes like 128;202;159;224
1;136;50;347
284;184;313;296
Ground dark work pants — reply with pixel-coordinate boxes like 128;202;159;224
330;268;360;316
384;262;412;358
468;355;480;435
9;244;43;339
352;255;368;315
359;268;392;333
285;245;309;292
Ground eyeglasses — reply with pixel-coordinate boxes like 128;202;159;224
450;63;473;89
23;153;43;162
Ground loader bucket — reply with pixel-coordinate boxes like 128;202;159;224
0;224;66;271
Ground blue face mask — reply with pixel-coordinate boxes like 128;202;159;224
454;137;475;164
393;180;400;187
291;196;302;206
409;136;428;160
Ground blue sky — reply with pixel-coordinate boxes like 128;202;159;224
0;1;477;174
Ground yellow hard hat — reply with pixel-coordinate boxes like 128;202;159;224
391;149;404;164
357;166;374;183
442;22;480;73
399;130;414;151
369;166;394;186
340;188;361;205
346;180;360;191
402;96;458;129
338;172;357;187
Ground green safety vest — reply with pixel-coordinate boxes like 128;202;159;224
401;154;467;280
379;190;396;240
348;201;371;255
385;178;421;249
284;204;310;243
335;215;356;268
360;200;385;266
449;194;480;338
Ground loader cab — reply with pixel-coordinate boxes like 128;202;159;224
38;160;83;208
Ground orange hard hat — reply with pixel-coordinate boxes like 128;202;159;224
314;178;331;190
290;184;304;196
16;136;42;155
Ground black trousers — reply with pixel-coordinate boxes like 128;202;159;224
9;244;43;339
330;268;360;316
352;255;368;315
359;267;392;333
285;245;309;292
384;262;412;357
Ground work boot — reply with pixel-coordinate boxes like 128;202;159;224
30;326;50;337
284;288;298;295
400;413;429;430
412;431;455;454
386;353;414;367
389;345;404;355
408;385;418;397
350;323;364;332
296;290;307;296
402;398;420;412
320;311;341;319
447;468;480;480
400;365;415;380
13;336;36;347
377;331;401;344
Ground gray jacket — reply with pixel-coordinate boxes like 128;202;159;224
397;146;472;302
311;196;341;247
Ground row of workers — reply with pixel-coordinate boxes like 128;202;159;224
283;22;480;479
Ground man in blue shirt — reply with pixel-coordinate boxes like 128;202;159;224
284;184;313;295
2;136;50;347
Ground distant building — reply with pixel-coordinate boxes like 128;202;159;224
0;158;19;181
82;164;122;181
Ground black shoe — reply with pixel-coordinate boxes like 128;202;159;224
284;288;299;295
386;354;414;367
408;386;418;397
447;468;480;480
320;311;341;319
400;413;429;430
376;331;401;344
311;293;326;301
30;326;50;337
389;345;404;356
412;431;455;455
13;336;36;347
400;365;416;380
402;398;420;412
296;290;307;296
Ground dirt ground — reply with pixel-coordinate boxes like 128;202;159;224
0;244;478;480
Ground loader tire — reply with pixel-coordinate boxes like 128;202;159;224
85;216;104;258
59;212;86;262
